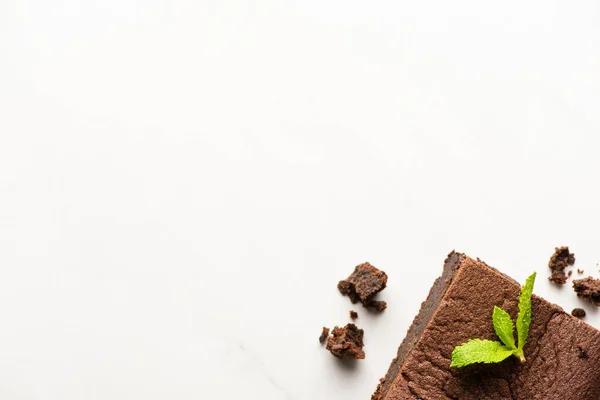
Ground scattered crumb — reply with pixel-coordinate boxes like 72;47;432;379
577;344;589;359
338;262;388;310
326;323;365;359
349;310;358;320
568;270;573;277
572;277;600;305
578;269;584;275
572;308;586;319
548;246;575;284
367;300;387;311
319;327;330;344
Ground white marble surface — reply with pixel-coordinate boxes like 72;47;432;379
2;1;600;399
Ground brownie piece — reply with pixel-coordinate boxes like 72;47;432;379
548;246;575;284
372;251;600;400
368;300;387;311
319;327;330;344
572;308;586;319
326;323;365;359
350;310;358;320
573;277;600;305
338;262;388;310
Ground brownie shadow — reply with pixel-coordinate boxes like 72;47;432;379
333;357;361;373
581;302;598;316
363;306;386;315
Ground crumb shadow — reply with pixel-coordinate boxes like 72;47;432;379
581;302;599;315
363;305;386;315
334;356;361;373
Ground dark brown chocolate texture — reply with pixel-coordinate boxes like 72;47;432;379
369;300;387;311
548;246;575;284
572;308;587;319
372;251;600;400
350;310;358;320
577;344;589;359
573;277;600;305
326;323;365;359
338;262;387;310
319;327;330;344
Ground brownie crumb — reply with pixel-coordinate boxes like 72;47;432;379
577;344;589;359
349;310;358;320
319;327;330;344
326;323;365;359
568;270;573;277
572;308;586;319
338;262;388;310
366;300;387;311
578;269;584;275
573;277;600;305
548;246;576;284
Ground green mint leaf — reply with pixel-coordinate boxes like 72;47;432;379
451;271;538;368
516;271;536;361
450;339;514;368
492;306;516;350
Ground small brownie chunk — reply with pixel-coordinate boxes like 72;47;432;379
369;300;387;311
349;310;358;320
548;246;576;284
578;269;585;275
573;277;600;305
572;308;587;319
326;323;365;359
319;327;330;344
338;262;388;310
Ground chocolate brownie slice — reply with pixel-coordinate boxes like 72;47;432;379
373;252;600;400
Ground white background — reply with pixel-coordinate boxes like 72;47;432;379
1;1;600;399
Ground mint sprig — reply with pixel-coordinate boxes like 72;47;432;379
515;272;536;362
450;272;536;368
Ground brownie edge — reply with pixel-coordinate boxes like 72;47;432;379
372;251;465;400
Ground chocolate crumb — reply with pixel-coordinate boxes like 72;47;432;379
338;262;388;310
319;327;330;344
578;269;585;275
572;308;586;319
568;270;573;277
366;300;387;311
326;323;365;359
573;277;600;305
577;344;589;359
548;246;576;284
350;310;358;320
